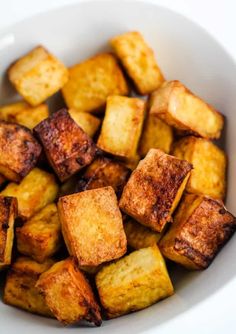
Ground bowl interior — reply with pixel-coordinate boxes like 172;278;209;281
0;1;236;333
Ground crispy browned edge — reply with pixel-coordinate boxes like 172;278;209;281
0;196;18;263
34;109;98;182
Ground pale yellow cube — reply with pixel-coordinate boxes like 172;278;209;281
124;218;163;250
96;246;174;318
0;101;49;129
62;53;129;113
68;109;101;137
16;204;61;263
139;114;173;157
150;80;224;139
97;96;145;159
172;136;226;199
110;31;164;95
8;46;68;106
1;168;59;220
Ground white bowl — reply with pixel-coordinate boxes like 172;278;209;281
0;1;236;333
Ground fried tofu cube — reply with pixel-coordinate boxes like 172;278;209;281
159;194;236;269
1;168;59;220
16;204;61;263
110;31;164;95
68;109;101;137
172;136;226;199
4;256;54;316
34;109;97;182
36;257;102;326
150;81;224;139
0;196;17;270
0;101;49;129
8;46;68;106
62;53;128;113
0;121;42;182
96;246;173;318
120;149;192;232
76;157;130;196
97;96;145;159
58;187;127;266
139;114;173;157
124;218;163;250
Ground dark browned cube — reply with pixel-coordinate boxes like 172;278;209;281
119;149;192;232
76;157;130;196
159;193;236;269
34;109;97;181
0;121;42;182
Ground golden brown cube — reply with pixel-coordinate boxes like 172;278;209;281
62;53;128;113
124;218;163;250
159;194;236;269
58;187;127;266
68;109;101;137
36;257;102;326
96;246;173;318
1;168;59;220
8;46;68;106
139;114;173;157
0;196;17;270
110;31;164;95
172;136;226;199
150;81;224;139
0;121;42;182
0;101;49;129
120;149;192;232
97;96;145;159
16;204;61;263
76;156;130;196
4;257;54;316
34;109;97;182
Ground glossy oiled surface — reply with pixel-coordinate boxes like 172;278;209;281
0;1;236;333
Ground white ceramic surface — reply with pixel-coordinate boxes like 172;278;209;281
0;1;236;333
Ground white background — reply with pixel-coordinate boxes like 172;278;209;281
0;0;235;333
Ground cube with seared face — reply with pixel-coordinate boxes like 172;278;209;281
0;121;42;182
159;193;236;269
34;109;98;182
120;149;192;232
76;156;130;197
58;187;127;266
